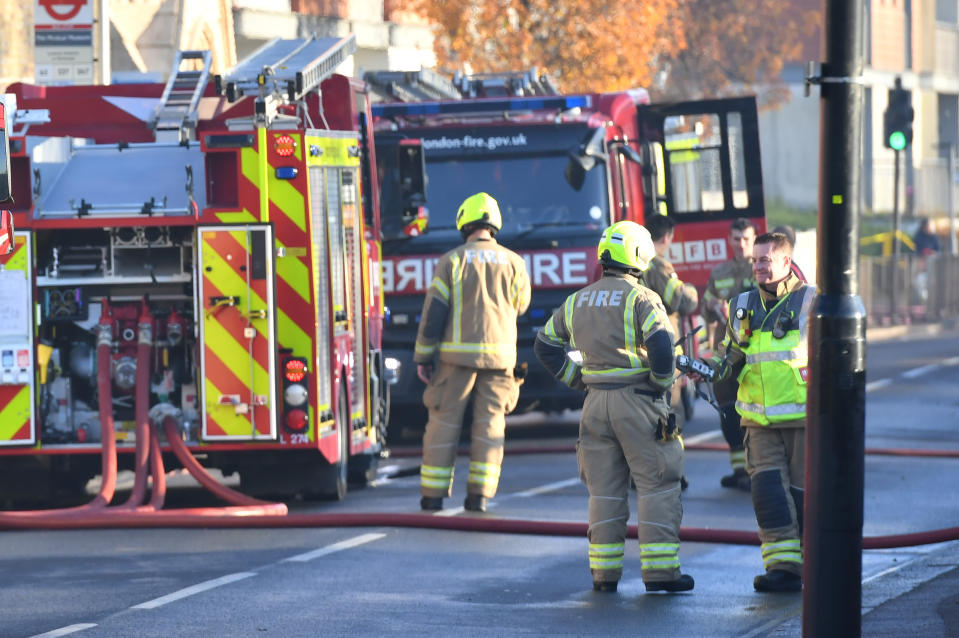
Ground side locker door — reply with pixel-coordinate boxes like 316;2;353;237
0;231;36;446
636;96;766;222
198;225;277;440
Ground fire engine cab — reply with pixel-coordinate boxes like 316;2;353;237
365;69;767;421
0;35;394;502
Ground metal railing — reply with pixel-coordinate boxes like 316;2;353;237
860;253;959;324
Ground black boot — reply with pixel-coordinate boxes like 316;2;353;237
720;468;751;491
593;581;618;593
420;496;443;511
464;494;488;512
754;569;802;592
645;574;694;592
680;476;689;491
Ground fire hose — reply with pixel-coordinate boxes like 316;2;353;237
0;298;286;527
2;303;956;547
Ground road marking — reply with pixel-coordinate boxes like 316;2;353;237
513;477;581;498
29;625;98;638
737;605;802;638
283;532;386;562
130;572;256;610
902;363;940;379
944;356;959;366
865;378;892;392
684;429;723;444
434;506;466;516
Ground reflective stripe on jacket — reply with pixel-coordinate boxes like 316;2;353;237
536;272;675;389
414;237;531;369
726;282;816;426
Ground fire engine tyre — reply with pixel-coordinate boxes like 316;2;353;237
326;388;350;501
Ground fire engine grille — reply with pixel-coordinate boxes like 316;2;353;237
308;166;332;409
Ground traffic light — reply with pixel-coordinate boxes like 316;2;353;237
883;80;914;151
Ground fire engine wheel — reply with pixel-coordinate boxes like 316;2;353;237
329;388;349;501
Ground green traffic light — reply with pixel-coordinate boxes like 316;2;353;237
889;130;907;151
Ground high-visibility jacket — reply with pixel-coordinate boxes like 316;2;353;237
414;236;531;370
724;275;816;427
535;271;676;391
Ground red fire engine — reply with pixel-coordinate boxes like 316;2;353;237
364;70;767;421
0;35;395;502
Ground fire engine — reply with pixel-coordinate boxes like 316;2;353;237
0;35;396;502
364;69;767;421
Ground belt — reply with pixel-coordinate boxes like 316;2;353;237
633;387;667;401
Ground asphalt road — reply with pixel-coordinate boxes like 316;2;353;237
2;328;958;638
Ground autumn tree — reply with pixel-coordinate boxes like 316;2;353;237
396;0;686;94
396;0;819;105
654;0;821;105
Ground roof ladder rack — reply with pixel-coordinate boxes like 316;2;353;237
150;50;212;141
215;34;356;126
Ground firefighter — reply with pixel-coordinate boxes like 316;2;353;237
534;220;694;594
702;217;757;491
706;231;815;592
414;192;531;513
643;214;699;430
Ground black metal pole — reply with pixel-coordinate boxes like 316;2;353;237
891;149;901;320
804;0;867;636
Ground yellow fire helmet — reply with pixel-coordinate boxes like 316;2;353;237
597;220;656;272
455;192;502;233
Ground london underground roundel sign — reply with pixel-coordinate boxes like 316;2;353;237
38;0;88;22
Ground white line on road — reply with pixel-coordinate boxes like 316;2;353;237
29;625;98;638
512;477;581;498
282;532;386;562
944;356;959;366
865;378;893;392
683;429;723;444
901;363;941;379
130;572;256;610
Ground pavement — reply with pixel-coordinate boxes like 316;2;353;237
768;540;959;637
768;317;959;636
866;317;959;342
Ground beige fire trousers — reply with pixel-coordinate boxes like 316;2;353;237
578;386;685;585
420;362;520;499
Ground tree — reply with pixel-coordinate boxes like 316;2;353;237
395;0;819;105
655;0;820;105
397;0;685;94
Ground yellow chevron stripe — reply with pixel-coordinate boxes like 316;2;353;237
201;232;270;338
203;376;254;437
276;307;311;362
2;236;28;272
0;386;30;441
276;246;311;303
271;180;305;231
204;318;269;389
215;210;258;223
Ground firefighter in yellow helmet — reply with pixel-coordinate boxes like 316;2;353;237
534;220;694;594
414;192;531;513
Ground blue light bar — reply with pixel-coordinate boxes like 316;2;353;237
275;166;298;180
372;95;592;119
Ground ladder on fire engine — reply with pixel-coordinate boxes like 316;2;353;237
215;34;356;125
150;49;212;141
364;67;559;102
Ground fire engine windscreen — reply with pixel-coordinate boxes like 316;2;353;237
379;127;609;238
